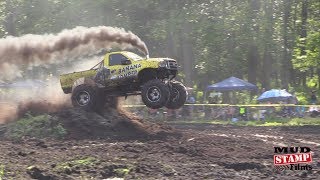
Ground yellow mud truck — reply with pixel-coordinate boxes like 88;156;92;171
60;51;187;111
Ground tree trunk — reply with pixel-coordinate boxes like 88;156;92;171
165;32;176;59
261;0;274;90
180;22;195;87
318;69;320;90
300;0;308;88
261;48;272;89
4;1;17;36
247;44;259;85
281;0;292;89
247;0;261;85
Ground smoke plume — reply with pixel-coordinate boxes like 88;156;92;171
0;26;149;81
0;77;72;124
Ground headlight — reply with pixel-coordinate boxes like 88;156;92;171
159;61;168;68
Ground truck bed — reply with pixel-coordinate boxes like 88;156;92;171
60;69;97;94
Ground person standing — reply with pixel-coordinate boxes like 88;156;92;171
310;90;317;104
186;93;196;118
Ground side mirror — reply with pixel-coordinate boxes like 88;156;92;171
121;59;131;65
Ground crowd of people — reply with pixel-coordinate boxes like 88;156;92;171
138;89;320;121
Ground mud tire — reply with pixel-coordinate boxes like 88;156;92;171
141;79;170;109
165;81;187;109
71;84;105;112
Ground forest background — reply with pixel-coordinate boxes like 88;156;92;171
0;0;319;104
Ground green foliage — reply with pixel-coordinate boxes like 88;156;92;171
259;122;283;126
55;157;131;178
292;32;320;72
0;0;319;94
196;91;203;103
286;118;320;126
6;113;67;140
113;168;130;177
172;117;320;126
72;157;97;166
0;165;4;180
235;92;255;104
239;117;320;126
56;157;98;171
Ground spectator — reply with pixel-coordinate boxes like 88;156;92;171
296;105;306;118
288;92;298;115
310;90;317;104
226;106;236;120
184;93;196;118
289;92;298;104
205;96;217;119
187;94;196;104
239;107;248;121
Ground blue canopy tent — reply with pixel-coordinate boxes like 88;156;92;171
205;77;257;104
206;76;257;92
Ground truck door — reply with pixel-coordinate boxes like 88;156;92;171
107;53;132;84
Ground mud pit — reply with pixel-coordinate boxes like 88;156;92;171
0;108;320;179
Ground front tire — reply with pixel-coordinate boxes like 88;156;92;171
141;79;170;109
165;81;187;109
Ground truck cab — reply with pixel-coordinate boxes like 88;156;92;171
103;51;145;85
75;51;178;90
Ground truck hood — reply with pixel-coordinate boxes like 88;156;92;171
144;58;176;62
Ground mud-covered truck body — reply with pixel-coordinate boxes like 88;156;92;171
60;51;187;111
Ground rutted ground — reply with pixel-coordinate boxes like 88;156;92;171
0;118;319;179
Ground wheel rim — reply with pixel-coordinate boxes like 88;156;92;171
147;86;161;102
76;91;91;106
171;87;180;102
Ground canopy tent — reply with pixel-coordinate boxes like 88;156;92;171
257;89;293;102
206;76;257;92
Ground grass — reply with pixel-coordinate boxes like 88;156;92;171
72;157;97;166
56;157;132;178
56;157;97;170
0;165;5;180
5;113;66;140
113;168;130;177
55;157;99;175
169;117;320;126
170;119;230;125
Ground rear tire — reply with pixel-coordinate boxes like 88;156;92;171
141;79;170;109
165;81;187;109
71;84;105;112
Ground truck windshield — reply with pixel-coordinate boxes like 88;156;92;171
125;52;143;61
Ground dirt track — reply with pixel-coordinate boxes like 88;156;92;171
1;122;319;179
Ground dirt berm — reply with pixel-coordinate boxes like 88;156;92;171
0;98;178;140
53;106;178;140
